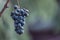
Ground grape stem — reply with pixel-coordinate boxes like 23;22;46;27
0;0;10;17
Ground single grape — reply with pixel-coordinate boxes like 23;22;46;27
20;9;25;15
14;9;21;16
14;16;19;20
11;11;15;16
15;29;24;35
18;16;25;21
23;8;29;13
18;23;24;29
11;14;16;20
14;5;19;9
24;12;29;17
14;20;19;24
16;9;20;12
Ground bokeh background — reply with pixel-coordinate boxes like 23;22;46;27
0;0;60;40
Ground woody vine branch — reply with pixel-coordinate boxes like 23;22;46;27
0;0;10;17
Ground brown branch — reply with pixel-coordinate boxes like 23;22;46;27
0;0;10;17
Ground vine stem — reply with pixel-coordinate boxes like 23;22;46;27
0;0;10;17
17;0;20;8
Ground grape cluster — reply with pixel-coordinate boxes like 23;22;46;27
11;5;29;35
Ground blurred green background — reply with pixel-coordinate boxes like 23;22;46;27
0;0;59;40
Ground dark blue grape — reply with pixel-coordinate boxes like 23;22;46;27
15;10;19;14
24;13;29;17
11;14;16;20
20;9;25;15
11;11;14;16
23;8;29;13
15;29;24;35
14;21;18;28
20;9;24;13
18;20;25;26
14;10;21;16
18;16;25;21
18;23;24;29
14;24;18;27
14;16;19;20
22;18;25;21
16;9;20;12
14;20;19;24
14;5;19;9
18;23;21;27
